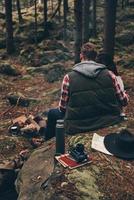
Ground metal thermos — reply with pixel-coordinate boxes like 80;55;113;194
55;119;65;155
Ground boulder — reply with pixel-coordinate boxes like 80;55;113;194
119;13;134;21
46;67;65;83
0;63;21;76
116;31;134;46
16;141;55;200
15;136;103;200
39;40;69;52
28;30;49;44
40;50;72;65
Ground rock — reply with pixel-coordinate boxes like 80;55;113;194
39;40;69;52
55;29;74;41
39;50;72;65
7;94;30;107
16;141;55;200
119;13;134;21
27;63;65;76
116;31;134;46
46;67;65;83
0;169;17;199
68;169;103;200
7;93;41;107
0;63;20;76
28;30;48;44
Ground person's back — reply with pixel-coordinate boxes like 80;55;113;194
64;60;122;134
64;44;128;134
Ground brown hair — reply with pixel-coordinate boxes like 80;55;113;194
81;42;97;61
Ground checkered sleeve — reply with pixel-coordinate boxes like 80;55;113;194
108;71;129;106
59;74;70;112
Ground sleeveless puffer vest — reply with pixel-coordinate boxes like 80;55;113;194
64;61;122;135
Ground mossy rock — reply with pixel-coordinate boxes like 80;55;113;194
116;31;134;46
68;169;103;200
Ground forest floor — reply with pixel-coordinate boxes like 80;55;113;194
0;2;134;200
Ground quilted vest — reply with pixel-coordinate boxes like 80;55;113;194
64;69;122;135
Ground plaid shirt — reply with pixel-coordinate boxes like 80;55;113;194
59;71;129;112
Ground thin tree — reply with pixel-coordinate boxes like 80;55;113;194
16;0;23;24
63;0;68;40
5;0;15;54
74;0;82;63
92;0;97;37
104;0;117;59
34;0;38;45
43;0;47;30
83;0;90;43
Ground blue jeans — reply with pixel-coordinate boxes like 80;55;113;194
45;108;65;140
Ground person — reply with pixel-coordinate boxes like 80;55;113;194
44;42;129;139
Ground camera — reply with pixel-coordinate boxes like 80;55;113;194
69;143;88;163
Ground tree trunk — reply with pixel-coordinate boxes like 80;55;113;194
82;0;90;43
74;0;82;64
5;0;15;54
34;0;38;45
58;0;61;22
43;0;47;29
104;0;117;59
92;0;97;37
63;0;68;40
16;0;23;24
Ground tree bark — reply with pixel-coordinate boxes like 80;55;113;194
34;0;38;45
104;0;117;59
16;0;23;24
74;0;82;64
82;0;90;43
5;0;15;54
92;0;97;37
63;0;68;40
43;0;47;29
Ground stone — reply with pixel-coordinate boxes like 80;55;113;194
0;63;21;76
68;169;103;200
16;141;55;200
116;31;134;46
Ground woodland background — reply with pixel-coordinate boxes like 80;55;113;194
0;0;134;200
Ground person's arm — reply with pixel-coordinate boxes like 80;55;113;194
108;71;129;106
59;74;70;112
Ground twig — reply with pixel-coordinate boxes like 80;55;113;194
0;105;15;119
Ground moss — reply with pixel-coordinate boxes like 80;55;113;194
68;169;103;200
